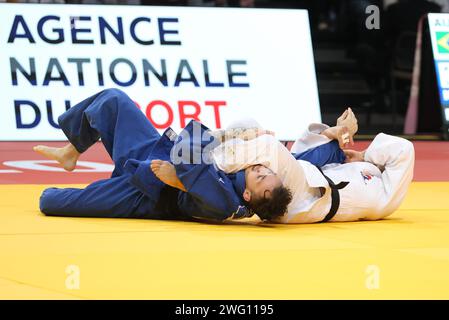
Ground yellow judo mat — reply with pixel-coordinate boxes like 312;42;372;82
1;182;449;300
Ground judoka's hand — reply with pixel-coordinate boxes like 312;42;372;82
322;126;354;149
337;107;358;137
343;149;366;163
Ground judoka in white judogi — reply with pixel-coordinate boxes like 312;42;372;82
212;123;415;223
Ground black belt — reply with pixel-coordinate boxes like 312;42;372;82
316;167;349;223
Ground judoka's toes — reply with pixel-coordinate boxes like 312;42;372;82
151;160;163;166
152;160;169;179
33;145;49;154
33;145;77;172
153;161;187;192
33;145;62;161
150;160;163;174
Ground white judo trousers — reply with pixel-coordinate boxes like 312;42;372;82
212;122;415;223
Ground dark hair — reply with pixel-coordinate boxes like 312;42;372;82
248;186;292;221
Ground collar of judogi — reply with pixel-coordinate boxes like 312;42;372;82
229;170;247;203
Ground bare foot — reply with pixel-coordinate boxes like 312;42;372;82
151;160;187;192
33;143;80;172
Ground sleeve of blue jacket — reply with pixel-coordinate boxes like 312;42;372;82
172;121;250;221
292;140;346;166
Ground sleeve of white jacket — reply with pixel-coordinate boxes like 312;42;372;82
290;123;332;154
211;134;306;190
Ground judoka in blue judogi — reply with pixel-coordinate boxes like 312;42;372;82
39;89;346;221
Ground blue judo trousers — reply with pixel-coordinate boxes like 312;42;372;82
39;89;346;221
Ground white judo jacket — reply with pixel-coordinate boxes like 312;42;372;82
212;123;415;223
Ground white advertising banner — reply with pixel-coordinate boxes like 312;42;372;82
0;3;321;141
